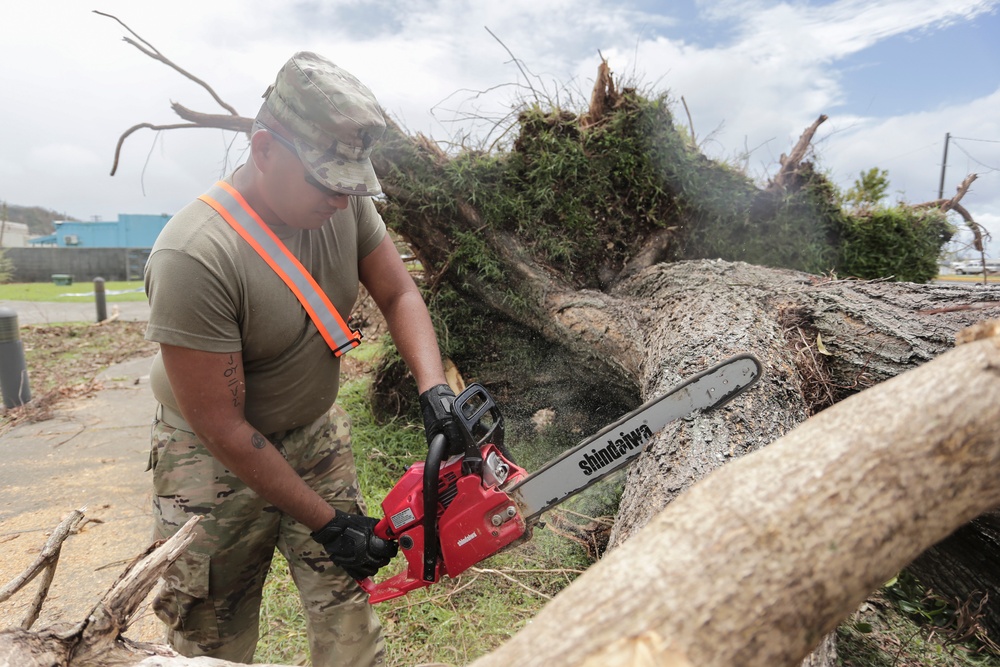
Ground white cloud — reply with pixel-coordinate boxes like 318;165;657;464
733;0;996;59
1;0;997;254
27;144;103;171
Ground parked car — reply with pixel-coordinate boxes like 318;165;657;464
955;259;1000;274
954;260;978;274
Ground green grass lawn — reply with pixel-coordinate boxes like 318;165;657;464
0;281;147;302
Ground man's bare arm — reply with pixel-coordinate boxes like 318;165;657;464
159;343;336;531
359;235;448;392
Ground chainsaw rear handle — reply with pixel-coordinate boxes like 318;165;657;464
357;432;447;592
422;432;447;582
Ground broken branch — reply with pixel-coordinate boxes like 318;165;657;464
769;115;828;191
0;509;85;608
93;11;239;117
109;123;201;176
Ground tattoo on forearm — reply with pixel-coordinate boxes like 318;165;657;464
251;432;267;450
223;354;242;408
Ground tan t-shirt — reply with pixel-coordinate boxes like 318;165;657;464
144;181;386;435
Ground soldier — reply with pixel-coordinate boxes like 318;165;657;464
144;52;463;666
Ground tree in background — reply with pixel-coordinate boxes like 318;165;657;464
843;167;891;209
834;167;954;282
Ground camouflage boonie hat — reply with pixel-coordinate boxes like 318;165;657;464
263;52;385;196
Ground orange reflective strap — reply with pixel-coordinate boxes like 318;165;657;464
198;181;362;357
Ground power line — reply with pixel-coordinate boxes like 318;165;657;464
950;139;1000;173
949;136;1000;143
880;139;941;164
938;133;1000;197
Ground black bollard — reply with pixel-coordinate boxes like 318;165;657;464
0;307;31;408
95;277;107;323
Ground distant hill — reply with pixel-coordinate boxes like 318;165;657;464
1;203;76;236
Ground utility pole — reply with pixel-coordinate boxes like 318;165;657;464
937;132;950;200
0;201;7;248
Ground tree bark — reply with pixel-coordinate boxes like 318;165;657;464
610;262;1000;539
604;261;1000;661
466;329;1000;667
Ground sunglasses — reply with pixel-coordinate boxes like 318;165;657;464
255;122;349;199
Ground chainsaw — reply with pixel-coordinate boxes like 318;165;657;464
360;353;762;603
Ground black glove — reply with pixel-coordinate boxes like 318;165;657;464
419;384;466;456
311;513;398;580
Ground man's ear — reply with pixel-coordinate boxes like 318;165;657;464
250;129;275;171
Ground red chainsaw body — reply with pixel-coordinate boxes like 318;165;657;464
360;443;529;603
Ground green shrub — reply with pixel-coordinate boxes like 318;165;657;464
838;207;953;282
0;250;12;284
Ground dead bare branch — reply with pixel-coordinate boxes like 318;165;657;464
71;516;203;662
914;173;990;256
945;173;978;212
18;561;55;632
0;509;85;605
109;123;200;176
170;103;253;134
915;173;979;213
93;11;239;117
471;568;553;600
484;26;539;102
96;10;249;176
681;96;696;147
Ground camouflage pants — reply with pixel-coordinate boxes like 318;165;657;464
149;404;385;666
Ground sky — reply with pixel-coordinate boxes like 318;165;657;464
1;0;998;256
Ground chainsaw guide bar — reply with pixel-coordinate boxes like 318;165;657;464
510;353;763;519
361;353;762;603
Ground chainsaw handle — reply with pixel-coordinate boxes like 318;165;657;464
453;383;507;458
422;432;447;582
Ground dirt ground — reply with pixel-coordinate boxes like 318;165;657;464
0;348;164;642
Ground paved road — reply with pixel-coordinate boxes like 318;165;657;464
0;299;150;325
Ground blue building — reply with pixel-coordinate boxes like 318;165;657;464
29;213;171;248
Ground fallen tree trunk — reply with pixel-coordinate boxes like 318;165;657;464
601;263;1000;660
610;262;1000;536
466;323;1000;667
